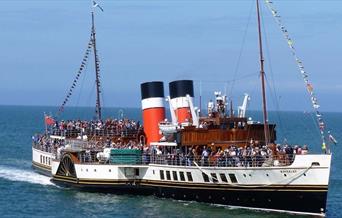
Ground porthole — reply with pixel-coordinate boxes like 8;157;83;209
196;195;199;199
208;196;212;199
94;169;96;172
303;173;306;176
243;174;246;177
109;169;111;172
153;170;155;175
266;174;269;177
249;174;252;177
284;174;287;177
86;169;88;172
184;195;186;198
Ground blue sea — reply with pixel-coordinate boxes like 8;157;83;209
0;105;341;217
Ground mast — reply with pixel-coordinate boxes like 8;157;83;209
256;0;270;145
91;12;102;120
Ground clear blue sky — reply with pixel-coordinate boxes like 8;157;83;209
1;0;341;112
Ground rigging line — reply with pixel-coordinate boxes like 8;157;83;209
87;81;97;119
263;0;329;153
56;35;93;118
308;111;323;139
264;76;288;140
260;6;287;141
229;0;254;98
75;49;92;116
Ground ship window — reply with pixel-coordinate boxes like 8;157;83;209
135;169;139;176
166;171;171;180
173;171;178;181
40;155;42;163
48;158;51;165
220;173;228;183
179;172;185;181
211;173;218;182
186;172;193;182
311;162;320;166
202;172;210;182
229;174;238;183
160;170;165;180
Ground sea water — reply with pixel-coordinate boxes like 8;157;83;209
0;105;341;217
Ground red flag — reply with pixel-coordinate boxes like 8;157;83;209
45;115;55;126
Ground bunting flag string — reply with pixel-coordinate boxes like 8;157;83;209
264;0;334;152
56;35;93;116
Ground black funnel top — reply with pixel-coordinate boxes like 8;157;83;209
141;81;165;100
169;80;194;99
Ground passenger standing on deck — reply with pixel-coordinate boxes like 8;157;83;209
202;146;209;166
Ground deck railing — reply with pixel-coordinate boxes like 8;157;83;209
49;128;140;139
33;143;296;168
73;152;295;167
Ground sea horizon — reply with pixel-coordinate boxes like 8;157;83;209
1;104;341;114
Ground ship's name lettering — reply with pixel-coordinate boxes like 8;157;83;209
280;170;297;173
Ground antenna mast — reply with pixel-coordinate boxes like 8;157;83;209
91;12;102;120
256;0;270;145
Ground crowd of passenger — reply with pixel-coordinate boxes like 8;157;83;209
32;134;65;153
48;118;141;138
33;132;309;167
147;140;309;167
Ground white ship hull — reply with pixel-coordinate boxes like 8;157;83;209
49;154;331;216
32;147;53;176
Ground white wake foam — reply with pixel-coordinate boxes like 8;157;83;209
0;165;55;186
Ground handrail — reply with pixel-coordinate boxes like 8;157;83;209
49;128;140;138
45;147;295;167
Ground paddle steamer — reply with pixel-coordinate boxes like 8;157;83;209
32;1;332;216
